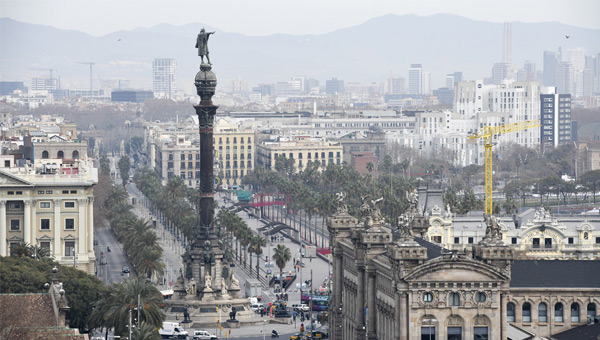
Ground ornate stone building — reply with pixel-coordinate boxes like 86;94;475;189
327;193;600;340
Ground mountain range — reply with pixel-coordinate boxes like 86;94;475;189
1;14;599;93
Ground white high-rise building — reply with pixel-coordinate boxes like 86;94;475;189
422;72;431;95
555;61;573;95
568;47;586;71
408;64;423;95
31;77;58;91
152;58;178;99
454;80;492;115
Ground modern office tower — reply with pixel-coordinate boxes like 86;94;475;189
555;61;573;94
152;58;178;99
31;77;58;91
543;51;559;86
388;77;405;94
304;78;319;93
524;61;536;81
422;72;431;95
568;47;586;71
582;69;595;97
408;64;423;94
503;22;513;64
445;72;463;89
325;78;345;95
491;63;513;85
540;92;571;149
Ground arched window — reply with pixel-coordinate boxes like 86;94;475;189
523;303;531;322
555;303;564;322
507;303;515;322
449;293;461;306
72;150;79;159
57;150;64;158
588;303;597;318
539;303;548;322
571;303;580;322
42;150;49;159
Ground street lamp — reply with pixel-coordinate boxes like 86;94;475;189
263;319;267;340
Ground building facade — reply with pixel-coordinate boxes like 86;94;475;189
0;159;98;274
541;93;572;148
256;136;343;173
152;58;178;99
327;195;600;340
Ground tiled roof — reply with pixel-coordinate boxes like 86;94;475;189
510;260;600;288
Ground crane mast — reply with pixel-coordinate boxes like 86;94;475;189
468;120;541;215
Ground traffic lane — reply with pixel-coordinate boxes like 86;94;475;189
95;227;132;283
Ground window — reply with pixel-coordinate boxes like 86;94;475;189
555;303;564;322
596;237;600;244
42;150;49;158
46;190;52;194
65;218;75;230
507;303;515;322
571;303;580;322
421;327;435;340
511;237;517;244
474;327;488;340
188;154;193;160
41;219;50;230
65;241;75;256
72;150;79;159
447;326;461;340
10;219;20;231
468;237;474;244
423;292;433;302
38;190;45;194
40;201;51;209
568;237;574;244
522;303;531;322
584;232;589;240
8;202;20;209
544;238;553;248
432;236;442;243
64;201;75;208
532;238;540;248
62;190;69;194
588;303;597;318
57;150;64;158
449;293;460;306
475;292;486;303
70;190;77;194
40;242;50;250
454;237;459;244
539;303;548;322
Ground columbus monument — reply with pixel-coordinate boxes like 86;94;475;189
164;29;252;325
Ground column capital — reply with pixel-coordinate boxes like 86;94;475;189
53;199;62;205
24;200;32;207
78;198;87;204
88;197;94;204
0;200;6;207
32;199;38;205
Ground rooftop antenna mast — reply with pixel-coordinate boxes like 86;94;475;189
77;62;95;101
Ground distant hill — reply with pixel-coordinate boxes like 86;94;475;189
1;14;599;93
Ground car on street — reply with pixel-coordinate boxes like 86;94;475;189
122;266;130;273
100;259;107;265
311;330;328;338
289;333;302;340
292;304;310;312
193;329;218;340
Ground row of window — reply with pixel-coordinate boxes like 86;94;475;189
41;150;80;159
422;292;486;305
420;326;488;340
4;201;78;210
216;136;252;144
507;302;596;323
9;218;76;231
9;241;77;257
273;151;341;159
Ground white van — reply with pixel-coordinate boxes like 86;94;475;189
251;303;265;313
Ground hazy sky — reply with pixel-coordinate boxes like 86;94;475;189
2;0;599;36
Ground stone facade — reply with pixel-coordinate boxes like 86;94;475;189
327;196;600;340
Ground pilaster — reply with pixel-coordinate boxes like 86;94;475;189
53;199;61;255
23;200;31;245
0;200;6;256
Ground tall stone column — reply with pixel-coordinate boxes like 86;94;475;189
367;271;377;339
333;253;344;340
88;197;94;254
501;293;507;340
356;264;366;338
23;200;31;245
78;199;87;254
54;199;61;256
31;200;37;247
399;292;408;340
0;200;7;256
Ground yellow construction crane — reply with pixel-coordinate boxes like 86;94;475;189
468;120;540;215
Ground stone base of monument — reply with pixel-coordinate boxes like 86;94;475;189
162;297;255;326
225;320;240;328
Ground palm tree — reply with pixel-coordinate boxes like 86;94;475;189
237;226;253;268
10;242;33;257
251;235;267;280
90;278;165;337
272;244;291;290
132;322;162;340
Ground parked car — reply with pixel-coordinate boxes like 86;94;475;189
100;259;107;265
311;330;328;339
122;266;130;273
292;304;310;312
289;333;302;340
193;329;218;340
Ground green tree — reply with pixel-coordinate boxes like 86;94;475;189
132;322;162;340
118;156;131;186
0;256;108;332
580;170;600;203
272;244;291;289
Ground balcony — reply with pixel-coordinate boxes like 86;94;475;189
526;245;558;252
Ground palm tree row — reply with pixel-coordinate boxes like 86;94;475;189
215;208;266;280
133;167;201;243
88;277;165;339
103;185;164;280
